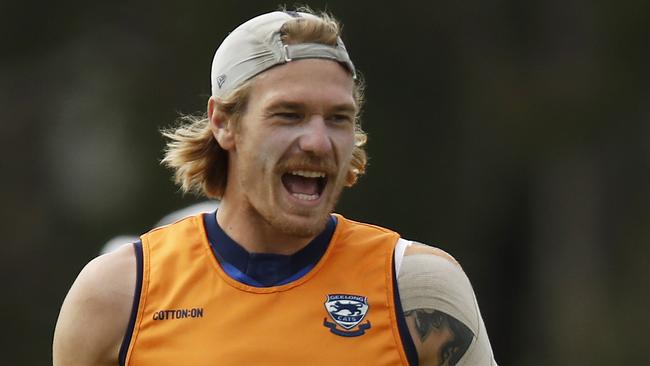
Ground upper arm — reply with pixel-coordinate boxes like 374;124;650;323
53;243;137;366
398;242;497;366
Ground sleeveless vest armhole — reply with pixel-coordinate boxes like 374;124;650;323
392;247;419;366
394;238;411;277
118;240;143;366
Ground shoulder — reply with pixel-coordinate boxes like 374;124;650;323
398;241;476;319
53;243;138;366
333;214;400;248
403;241;461;266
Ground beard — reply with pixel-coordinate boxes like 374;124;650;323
232;123;353;242
248;170;346;239
239;159;347;240
263;205;332;238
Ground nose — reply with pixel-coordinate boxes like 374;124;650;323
298;115;333;156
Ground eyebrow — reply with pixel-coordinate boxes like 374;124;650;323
265;100;358;114
265;101;304;111
330;104;358;114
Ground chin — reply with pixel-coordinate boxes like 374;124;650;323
270;211;331;238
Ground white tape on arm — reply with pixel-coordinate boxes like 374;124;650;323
398;249;497;365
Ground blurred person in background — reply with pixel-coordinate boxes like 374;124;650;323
99;201;220;254
53;8;497;365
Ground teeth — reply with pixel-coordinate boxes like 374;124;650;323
292;193;319;201
290;170;326;178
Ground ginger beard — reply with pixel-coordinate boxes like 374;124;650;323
234;131;351;239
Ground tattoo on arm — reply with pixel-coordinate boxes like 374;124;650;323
404;309;474;365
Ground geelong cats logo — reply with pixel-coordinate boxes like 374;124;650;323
323;294;371;337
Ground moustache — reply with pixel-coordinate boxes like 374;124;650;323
276;155;337;176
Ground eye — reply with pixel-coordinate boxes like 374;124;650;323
327;114;353;124
274;112;302;121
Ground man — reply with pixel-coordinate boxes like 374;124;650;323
53;9;497;365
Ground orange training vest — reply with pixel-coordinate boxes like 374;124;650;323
123;213;409;365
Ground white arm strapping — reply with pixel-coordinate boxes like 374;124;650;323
397;251;497;365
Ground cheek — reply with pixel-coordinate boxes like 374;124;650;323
237;128;272;161
255;137;281;163
244;134;287;179
335;133;356;164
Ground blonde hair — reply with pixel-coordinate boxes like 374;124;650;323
162;10;367;199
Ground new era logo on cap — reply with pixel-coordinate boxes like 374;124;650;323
216;74;227;88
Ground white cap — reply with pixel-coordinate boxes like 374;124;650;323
210;11;356;97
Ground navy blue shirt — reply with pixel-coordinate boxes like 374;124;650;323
203;211;336;287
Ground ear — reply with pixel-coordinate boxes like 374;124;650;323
208;96;236;150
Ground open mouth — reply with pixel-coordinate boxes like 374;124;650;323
281;170;328;202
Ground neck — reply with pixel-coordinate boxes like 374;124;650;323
215;200;315;255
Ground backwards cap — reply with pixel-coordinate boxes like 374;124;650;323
210;11;356;97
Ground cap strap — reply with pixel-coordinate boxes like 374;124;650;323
282;43;356;79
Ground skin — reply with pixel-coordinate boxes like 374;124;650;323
52;243;135;366
52;59;477;365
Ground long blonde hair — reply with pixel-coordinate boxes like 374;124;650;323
161;11;367;199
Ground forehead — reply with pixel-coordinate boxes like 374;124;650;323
248;59;356;110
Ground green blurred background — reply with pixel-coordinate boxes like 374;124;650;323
1;0;649;364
